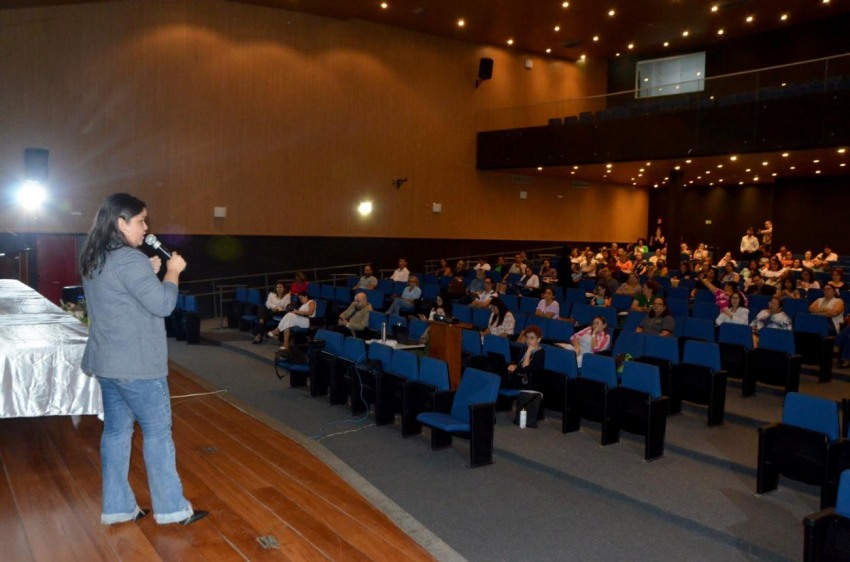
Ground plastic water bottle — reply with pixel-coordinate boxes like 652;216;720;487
381;322;387;342
519;409;527;429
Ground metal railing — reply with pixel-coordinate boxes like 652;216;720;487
423;245;564;274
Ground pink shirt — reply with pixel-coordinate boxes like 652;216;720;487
575;327;611;353
536;299;560;317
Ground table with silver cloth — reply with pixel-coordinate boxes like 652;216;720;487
0;280;103;418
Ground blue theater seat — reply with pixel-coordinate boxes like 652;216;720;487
717;323;753;388
794;313;835;383
804;470;850;560
564;354;619;445
402;357;451;438
746;328;803;395
671;341;727;426
613;362;668;461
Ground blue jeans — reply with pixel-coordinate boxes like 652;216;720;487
97;376;193;524
836;325;850;362
386;298;414;316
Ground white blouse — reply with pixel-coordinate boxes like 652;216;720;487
716;307;749;326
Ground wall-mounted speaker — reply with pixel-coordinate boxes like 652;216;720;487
24;148;49;183
476;58;493;88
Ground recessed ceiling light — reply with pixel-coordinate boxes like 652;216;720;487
706;170;711;174
782;153;789;157
686;159;692;163
608;9;616;16
628;43;634;49
682;30;690;37
697;72;702;77
823;0;830;4
654;184;659;188
814;159;820;163
563;1;569;7
644;78;649;82
380;1;388;7
782;83;787;87
841;163;847;167
746;168;751;172
772;173;777;176
711;5;719;12
781;14;788;21
762;162;768;166
664;42;669;47
546;48;552;53
631;177;635;181
719;179;724;182
689;180;694;184
616;52;621;56
507;39;514;45
646;162;651;166
839;148;847;153
639;168;644;172
593;36;600;42
753;177;759;181
816;170;822;174
717;164;723;168
638;173;643;177
606;163;613;168
571;171;575;174
717;29;724;35
710;182;714;185
580;54;586;60
697;176;702;179
790;166;796;170
730;155;738;161
674;166;681;170
739;181;744;185
574;166;579;169
554;25;560;31
457;19;465;27
537;167;543;170
746;15;754;23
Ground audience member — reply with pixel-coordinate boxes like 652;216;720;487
462;269;487;304
493;256;507;275
717;252;737;268
268;292;316;350
751;297;792;335
759;220;773;251
676;261;695;280
632;253;649;276
447;275;467;300
336;292;372;336
744;272;777;296
797;268;820;291
773;245;788;261
252;281;290;344
780;251;794;268
421;293;452;321
504;326;544;389
469;277;497;308
700;277;747;311
831;268;846;291
802;251;815;269
474;256;491;271
504;254;525;279
789;259;803;271
590;284;612;307
778;277;801;300
817;245;838;263
390;258;410;282
455;260;468;278
290;271;309;297
355;265;378;290
693;243;708;262
740;227;760;262
719;262;740;284
562;316;610;368
595;267;620;294
536;287;560;318
652;259;669;277
482;297;515;338
631;280;660;312
386;276;421;315
616;272;642;296
716;292;749;326
616;251;633;275
435;259;452;279
636;297;675;336
540;260;558;284
649;227;666;251
741;260;760;282
510;266;540;296
580;250;597;278
809;283;845;336
634;238;649;256
761;258;785;287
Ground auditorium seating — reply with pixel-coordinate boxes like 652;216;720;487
310;328;344;398
804;470;850;561
329;336;366;409
376;349;420;433
794;313;836;383
757;392;850;509
636;335;680;413
613;361;669;461
717;323;752;390
402;357;451;438
745;328;803;395
417;368;501;468
671;341;727;426
531;346;578;433
565;354;619;446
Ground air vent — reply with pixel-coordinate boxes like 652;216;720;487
563;40;583;48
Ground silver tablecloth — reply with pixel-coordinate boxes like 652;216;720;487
0;280;103;418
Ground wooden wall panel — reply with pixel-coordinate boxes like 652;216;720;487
0;0;648;241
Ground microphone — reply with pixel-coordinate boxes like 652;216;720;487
144;234;172;259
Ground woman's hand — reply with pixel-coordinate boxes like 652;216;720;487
507;364;517;373
149;256;162;274
166;252;187;273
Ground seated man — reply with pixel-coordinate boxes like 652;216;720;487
355;265;378;291
744;272;777;296
503;254;525;280
335;292;372;337
470;277;497;308
595;267;620;295
649;248;663;265
461;269;487;305
473;256;491;271
390;258;410;282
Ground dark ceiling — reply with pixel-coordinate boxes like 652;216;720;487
4;0;850;62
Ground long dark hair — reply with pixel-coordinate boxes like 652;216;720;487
489;297;510;326
79;193;146;278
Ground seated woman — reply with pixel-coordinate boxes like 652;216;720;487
630;280;660;312
831;268;846;291
590;283;612;307
267;292;316;350
560;316;610;368
700;277;748;311
692;268;718;298
716;292;749;325
617;273;642;297
675;261;694;280
789;258;803;272
435;258;452;279
504;326;544;390
717;252;737;269
797;267;821;291
420;292;452;321
649;259;669;278
510;266;540;296
741;260;760;283
719;262;740;284
802;251;815;269
580;250;597;278
493;256;507;275
809;283;845;336
386;276;421;316
633;238;649;257
482;297;515;339
616;252;634;276
536;287;560;318
636;297;675;336
252;281;290;344
780;251;795;268
761;258;785;287
540;260;558;284
290;271;309;298
778;277;801;300
692;243;708;262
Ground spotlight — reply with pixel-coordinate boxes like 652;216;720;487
358;201;373;215
17;181;47;211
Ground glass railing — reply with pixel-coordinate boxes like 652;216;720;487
475;53;850;132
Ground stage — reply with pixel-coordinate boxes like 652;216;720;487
0;368;436;561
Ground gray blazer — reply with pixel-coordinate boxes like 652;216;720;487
82;246;178;379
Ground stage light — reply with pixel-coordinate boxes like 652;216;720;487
358;201;373;215
546;48;552;53
711;5;719;12
608;9;616;17
17;181;47;211
507;39;514;45
563;2;569;7
380;2;388;8
457;19;465;27
781;14;788;21
664;42;669;47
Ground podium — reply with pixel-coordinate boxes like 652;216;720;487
427;320;473;390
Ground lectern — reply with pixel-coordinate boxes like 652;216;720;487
427;320;473;390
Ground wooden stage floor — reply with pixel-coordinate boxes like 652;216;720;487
0;370;435;561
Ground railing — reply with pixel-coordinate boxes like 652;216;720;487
476;52;850;132
173;262;369;326
423;245;565;274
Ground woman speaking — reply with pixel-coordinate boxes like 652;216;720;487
80;193;206;526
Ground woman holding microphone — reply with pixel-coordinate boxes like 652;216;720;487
80;193;206;526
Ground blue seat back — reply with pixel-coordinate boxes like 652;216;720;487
623;311;646;331
423;274;438;286
666;287;689;301
177;294;185;309
678;279;696;290
512;313;527;332
409;319;428;340
614;330;646;358
580;354;618;387
692;302;719;321
235;286;249;302
667;299;689;317
419;357;450;391
759;328;796;355
346;276;358;290
390;350;418;381
543;345;578;378
520;297;539;315
453;304;472;324
578;279;596;293
806;288;824;304
450;368;501;421
671;316;686;338
837;470;850;518
377;279;394;294
306;284;321;299
644;335;680;364
314;299;328;318
794;312;829;337
550;286;564;301
321;285;336;302
462;329;482;355
315;328;344;356
683;318;716;342
718;323;754;350
393;281;407;296
364;290;385;310
621;362;662;399
547;320;574;343
566;288;586;306
783;298;809;318
572;303;595;326
483;334;511;362
683;340;721;371
368;311;387;333
421;285;440;300
388;315;408;335
501;294;519;313
472;307;492;328
342;337;366;362
184;295;197;313
782;392;840;442
611;294;634;312
440;276;452;288
335;287;352;304
749;294;771;313
368;342;393;371
525;316;551;339
247;289;262;306
693;290;716;304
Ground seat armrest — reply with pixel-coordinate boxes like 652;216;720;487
804;507;837;527
469;402;497;429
